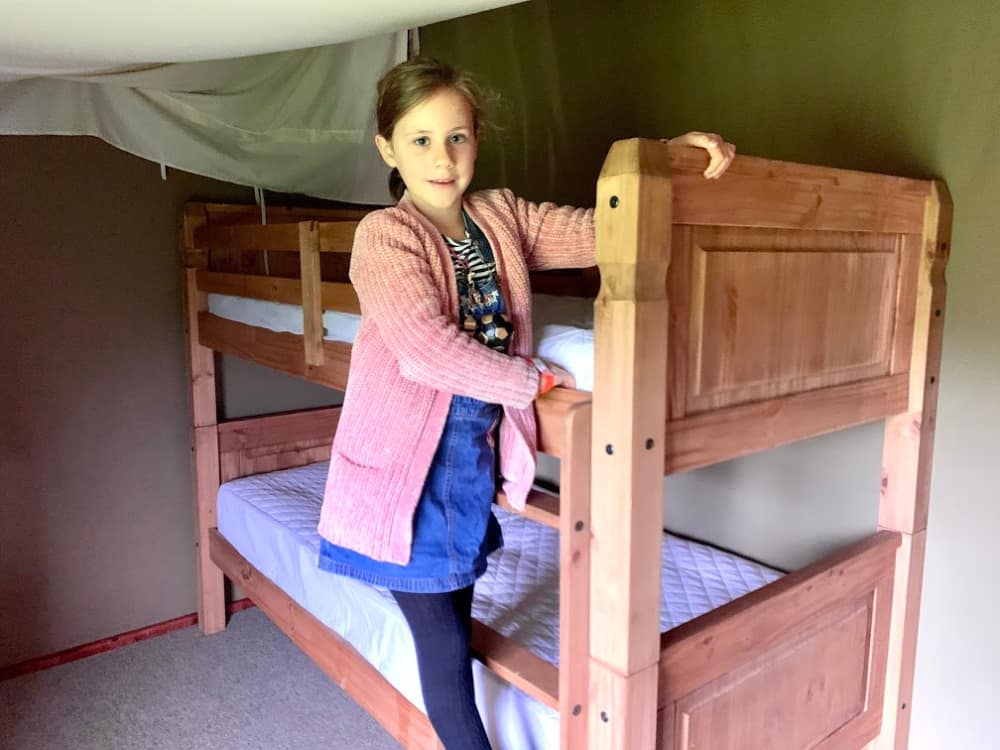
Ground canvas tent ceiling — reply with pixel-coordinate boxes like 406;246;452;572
0;2;522;79
0;1;525;203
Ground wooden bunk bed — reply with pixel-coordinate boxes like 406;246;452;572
181;139;950;750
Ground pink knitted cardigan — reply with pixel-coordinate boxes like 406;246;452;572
317;188;595;564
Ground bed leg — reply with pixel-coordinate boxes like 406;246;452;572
184;255;226;635
193;425;225;634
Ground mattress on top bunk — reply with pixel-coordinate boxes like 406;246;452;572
217;461;782;750
207;292;597;390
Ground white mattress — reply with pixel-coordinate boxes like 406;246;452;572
217;461;782;750
208;292;597;391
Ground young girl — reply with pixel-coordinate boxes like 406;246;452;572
316;57;734;749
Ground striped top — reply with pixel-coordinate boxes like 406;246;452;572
444;211;514;353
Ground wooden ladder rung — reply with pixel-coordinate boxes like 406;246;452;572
470;620;559;709
496;489;560;528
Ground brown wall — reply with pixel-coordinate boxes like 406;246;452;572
0;135;338;666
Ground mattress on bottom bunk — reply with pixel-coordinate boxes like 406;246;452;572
217;461;782;749
208;292;597;391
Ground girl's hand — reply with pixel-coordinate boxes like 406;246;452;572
547;362;575;391
527;357;576;396
661;131;736;179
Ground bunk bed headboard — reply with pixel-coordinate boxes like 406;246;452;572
661;143;938;473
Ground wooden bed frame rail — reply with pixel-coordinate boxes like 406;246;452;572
181;138;950;749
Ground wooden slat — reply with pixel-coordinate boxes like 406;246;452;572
198;270;303;304
193;217;359;256
218;406;341;483
668;145;928;234
198;201;373;224
469;621;559;710
299;222;324;367
318;221;360;253
218;406;342;454
560;401;593;750
496;488;560;528
198;313;351;390
664;374;909;475
589;138;670;750
196;271;360;314
195;222;301;253
209;530;443;749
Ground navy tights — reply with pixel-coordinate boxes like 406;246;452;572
390;586;492;750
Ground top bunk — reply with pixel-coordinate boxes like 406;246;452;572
181;139;947;474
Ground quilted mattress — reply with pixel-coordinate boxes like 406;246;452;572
217;461;781;749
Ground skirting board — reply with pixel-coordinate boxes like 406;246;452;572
0;599;255;682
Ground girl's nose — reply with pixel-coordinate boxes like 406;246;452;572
432;142;454;167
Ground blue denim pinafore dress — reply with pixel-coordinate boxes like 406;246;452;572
318;212;511;593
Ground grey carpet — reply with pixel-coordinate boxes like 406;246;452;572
0;608;402;750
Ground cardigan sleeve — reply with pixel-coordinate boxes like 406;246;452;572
502;189;596;271
350;214;540;409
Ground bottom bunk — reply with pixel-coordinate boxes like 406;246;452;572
207;455;898;749
213;460;782;749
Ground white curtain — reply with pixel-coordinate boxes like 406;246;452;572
0;34;407;203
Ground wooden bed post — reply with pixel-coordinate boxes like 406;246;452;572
874;180;951;749
298;221;325;368
589;139;672;750
181;206;226;635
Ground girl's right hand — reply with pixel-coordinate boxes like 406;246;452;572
547;362;575;391
526;356;576;396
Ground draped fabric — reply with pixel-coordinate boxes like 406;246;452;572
0;36;406;204
0;1;528;202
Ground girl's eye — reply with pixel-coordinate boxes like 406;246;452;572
414;137;429;146
450;133;467;143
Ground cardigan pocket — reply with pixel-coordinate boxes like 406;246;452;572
331;446;387;472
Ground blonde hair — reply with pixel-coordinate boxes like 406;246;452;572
376;57;490;202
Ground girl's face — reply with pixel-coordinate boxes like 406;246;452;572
375;87;478;226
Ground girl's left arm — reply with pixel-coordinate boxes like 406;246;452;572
505;132;734;272
502;189;596;272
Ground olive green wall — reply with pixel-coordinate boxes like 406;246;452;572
1;3;995;747
425;2;1000;748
